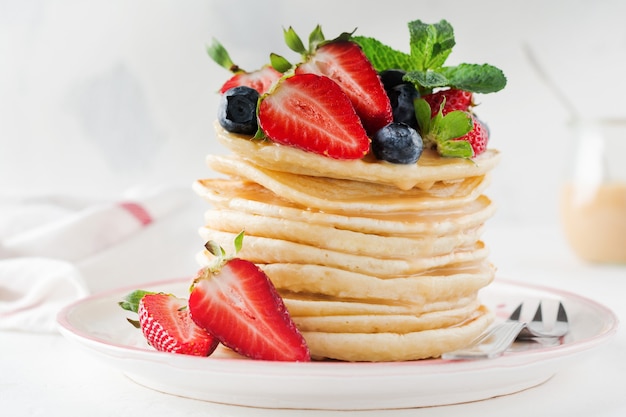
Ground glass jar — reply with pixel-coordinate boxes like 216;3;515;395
560;119;626;264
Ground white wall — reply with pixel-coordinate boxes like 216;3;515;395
2;0;625;227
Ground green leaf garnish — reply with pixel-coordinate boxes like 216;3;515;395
415;98;474;159
353;19;506;95
408;19;455;71
270;53;292;73
439;64;507;93
283;26;307;54
206;38;238;72
351;36;413;72
119;289;155;313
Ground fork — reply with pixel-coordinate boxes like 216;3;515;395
442;301;569;360
509;301;569;339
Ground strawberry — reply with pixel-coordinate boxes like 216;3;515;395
188;233;310;362
219;66;282;95
456;115;489;157
120;291;219;356
207;38;282;95
295;40;392;134
414;97;489;159
258;73;370;159
422;89;473;117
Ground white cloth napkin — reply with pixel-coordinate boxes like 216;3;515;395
0;186;191;333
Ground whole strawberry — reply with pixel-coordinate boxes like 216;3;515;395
458;116;488;157
189;232;310;362
422;89;474;117
120;291;219;356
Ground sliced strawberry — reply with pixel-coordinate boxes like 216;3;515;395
258;73;370;159
219;66;282;95
189;235;310;362
423;89;473;117
295;40;392;134
121;291;219;356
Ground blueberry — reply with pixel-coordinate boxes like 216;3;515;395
388;83;420;129
379;69;407;91
372;123;423;164
217;86;259;134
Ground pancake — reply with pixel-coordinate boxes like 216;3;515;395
214;122;501;191
302;305;493;361
193;179;496;236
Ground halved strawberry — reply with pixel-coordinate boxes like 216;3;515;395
258;73;370;159
207;38;282;95
422;89;474;117
295;40;392;134
219;65;282;95
188;234;310;362
120;291;219;356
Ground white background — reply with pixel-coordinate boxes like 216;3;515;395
2;0;625;228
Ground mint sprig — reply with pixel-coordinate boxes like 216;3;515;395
353;19;506;95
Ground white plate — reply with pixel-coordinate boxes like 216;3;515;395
57;278;618;410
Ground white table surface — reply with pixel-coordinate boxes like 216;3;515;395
2;219;625;417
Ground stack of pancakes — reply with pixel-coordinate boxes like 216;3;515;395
193;122;500;361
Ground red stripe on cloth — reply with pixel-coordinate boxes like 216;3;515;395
119;202;153;226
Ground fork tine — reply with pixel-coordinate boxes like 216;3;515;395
532;302;543;323
508;303;523;321
556;301;568;323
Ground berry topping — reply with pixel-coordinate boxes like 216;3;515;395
422;89;473;117
219;66;283;95
217;86;259;134
372;122;423;164
258;73;370;160
458;115;489;157
189;232;310;362
388;83;420;129
119;291;219;356
379;69;409;91
294;40;393;135
207;38;282;94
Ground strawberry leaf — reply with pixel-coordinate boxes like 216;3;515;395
233;230;245;254
415;98;474;158
436;139;473;158
119;289;155;313
308;25;326;51
270;53;292;73
432;110;473;142
206;38;238;72
283;27;307;54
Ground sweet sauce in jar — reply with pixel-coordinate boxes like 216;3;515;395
560;119;626;264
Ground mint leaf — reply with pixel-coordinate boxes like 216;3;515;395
404;70;449;91
440;63;507;93
408;19;455;71
352;36;413;72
